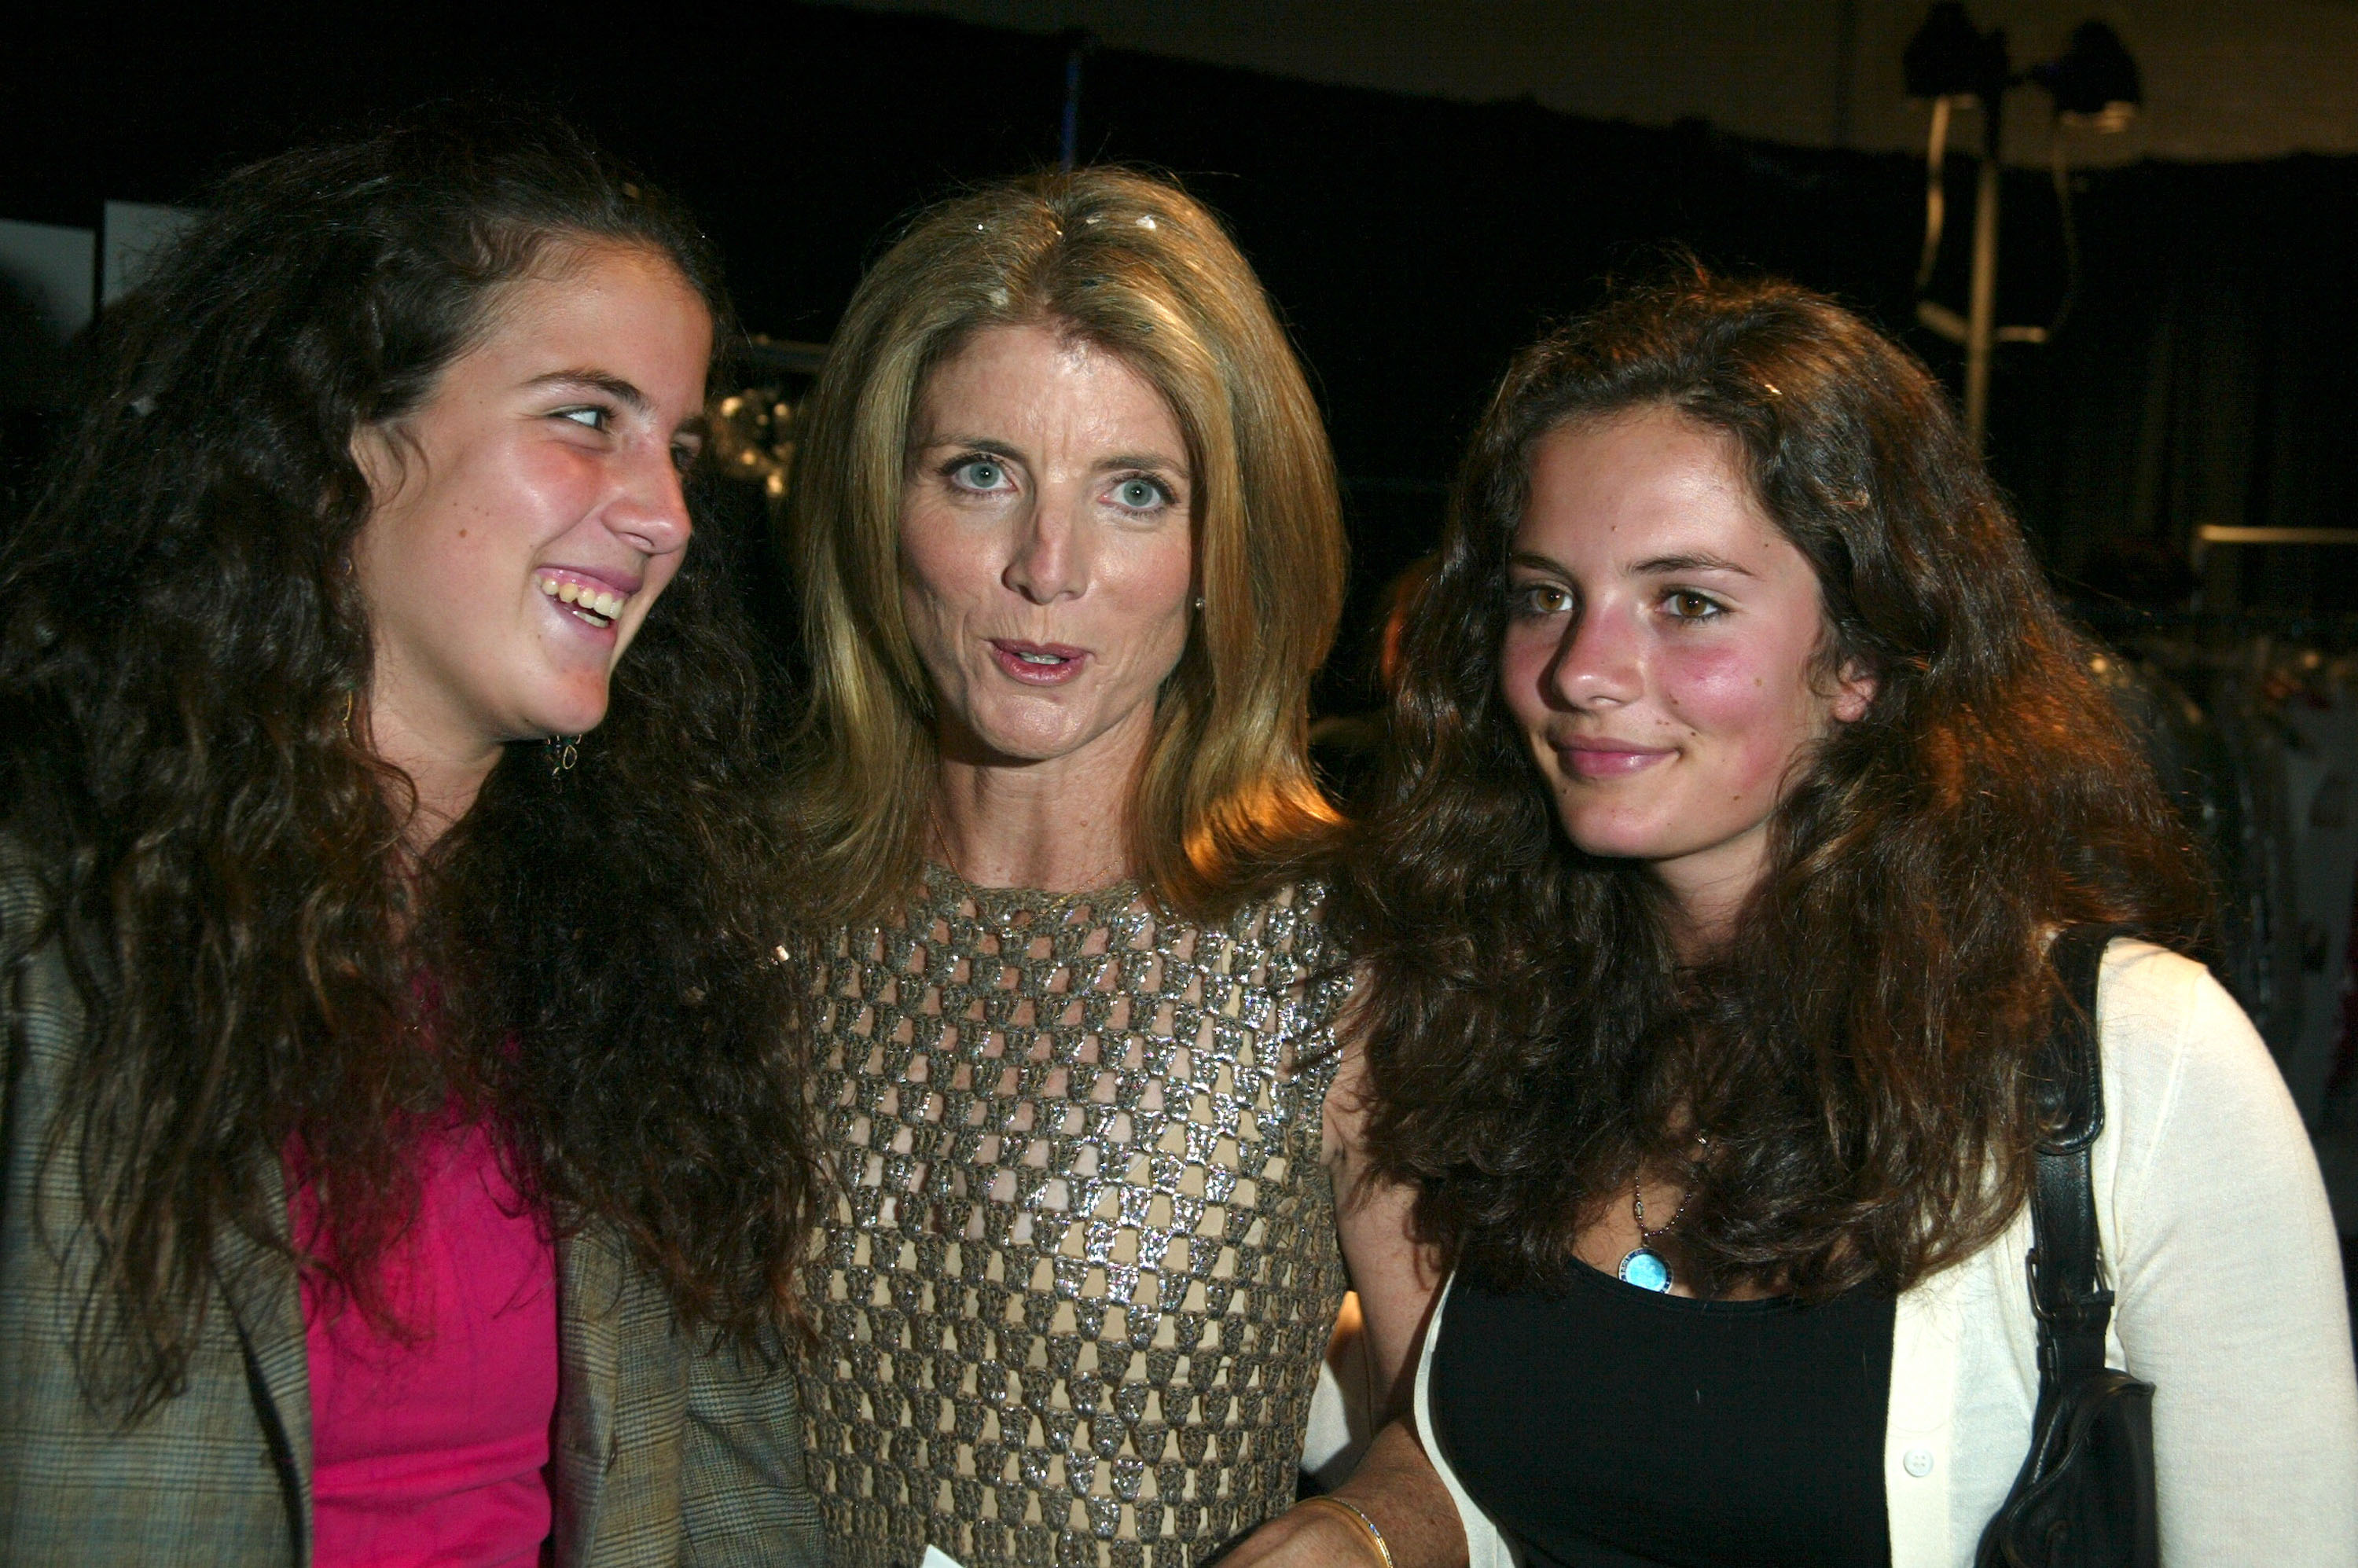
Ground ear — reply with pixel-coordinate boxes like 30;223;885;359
1830;658;1877;724
348;422;404;509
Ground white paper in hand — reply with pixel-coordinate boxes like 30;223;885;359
920;1548;968;1568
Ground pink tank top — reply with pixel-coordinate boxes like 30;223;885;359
292;1116;559;1568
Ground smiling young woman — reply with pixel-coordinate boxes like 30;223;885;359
1497;407;1875;947
348;242;711;832
1329;272;2356;1566
0;112;823;1566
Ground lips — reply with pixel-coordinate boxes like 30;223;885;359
1554;736;1677;780
988;638;1087;685
536;568;641;635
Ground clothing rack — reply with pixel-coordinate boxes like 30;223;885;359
2190;523;2358;571
2083;621;2358;1134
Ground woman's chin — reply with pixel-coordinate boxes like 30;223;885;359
520;679;614;742
940;714;1124;769
519;703;610;744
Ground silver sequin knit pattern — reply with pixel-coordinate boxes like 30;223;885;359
800;869;1350;1568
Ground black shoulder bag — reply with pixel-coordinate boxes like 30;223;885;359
1974;924;2160;1568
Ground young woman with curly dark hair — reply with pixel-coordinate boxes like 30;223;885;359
1304;274;2356;1567
0;112;825;1566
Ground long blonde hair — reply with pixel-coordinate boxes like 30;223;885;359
785;167;1346;924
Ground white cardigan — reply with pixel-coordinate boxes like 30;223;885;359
1414;941;2358;1566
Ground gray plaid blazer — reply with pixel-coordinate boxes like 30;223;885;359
0;844;828;1566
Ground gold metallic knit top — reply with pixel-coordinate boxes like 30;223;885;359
799;868;1350;1568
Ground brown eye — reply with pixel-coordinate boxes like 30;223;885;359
1666;590;1723;622
1511;582;1571;617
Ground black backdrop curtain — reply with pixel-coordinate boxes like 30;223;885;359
1985;156;2358;616
6;7;2355;667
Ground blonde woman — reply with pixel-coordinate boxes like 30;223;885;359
784;169;1434;1567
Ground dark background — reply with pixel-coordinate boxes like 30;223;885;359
7;6;2355;700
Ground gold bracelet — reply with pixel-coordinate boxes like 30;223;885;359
1295;1494;1397;1568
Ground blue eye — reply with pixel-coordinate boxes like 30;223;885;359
952;457;1009;491
559;406;610;431
1113;477;1170;510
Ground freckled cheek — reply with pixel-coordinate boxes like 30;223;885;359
1091;533;1194;680
496;446;598;534
1658;641;1824;796
898;508;1005;656
1655;637;1787;724
896;581;972;694
1497;630;1558;737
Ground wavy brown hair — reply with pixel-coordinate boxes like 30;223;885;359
1337;271;2210;1301
785;167;1346;924
0;108;820;1419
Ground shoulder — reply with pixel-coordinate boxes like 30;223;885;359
1213;879;1349;994
1212;883;1355;1084
2095;938;2275;1117
2096;938;2228;1036
2094;937;2307;1195
1227;877;1334;949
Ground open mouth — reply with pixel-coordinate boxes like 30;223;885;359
989;638;1086;683
538;574;629;630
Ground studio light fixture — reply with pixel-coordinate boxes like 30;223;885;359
2036;20;2143;128
1906;5;2140;444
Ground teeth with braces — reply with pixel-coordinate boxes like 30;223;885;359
539;576;626;627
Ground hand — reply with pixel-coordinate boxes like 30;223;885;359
1231;1421;1469;1568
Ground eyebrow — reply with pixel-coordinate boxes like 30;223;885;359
527;369;707;442
1631;551;1754;577
1505;549;1755;578
527;369;651;413
912;437;1191;478
916;435;1019;458
1097;451;1188;481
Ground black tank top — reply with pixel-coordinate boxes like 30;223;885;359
1427;1260;1897;1568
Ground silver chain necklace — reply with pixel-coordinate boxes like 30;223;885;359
1616;1133;1710;1293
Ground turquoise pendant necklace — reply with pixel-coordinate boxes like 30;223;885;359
1617;1136;1708;1294
1617;1241;1674;1293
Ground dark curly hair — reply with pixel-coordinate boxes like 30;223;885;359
0;107;820;1418
1335;271;2210;1302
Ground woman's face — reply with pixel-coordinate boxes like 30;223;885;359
1498;406;1873;927
899;322;1195;772
351;243;711;766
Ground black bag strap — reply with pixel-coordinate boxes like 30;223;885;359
2027;924;2132;1397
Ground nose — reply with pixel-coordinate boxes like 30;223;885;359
1546;598;1644;709
605;444;694;557
1002;485;1089;604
